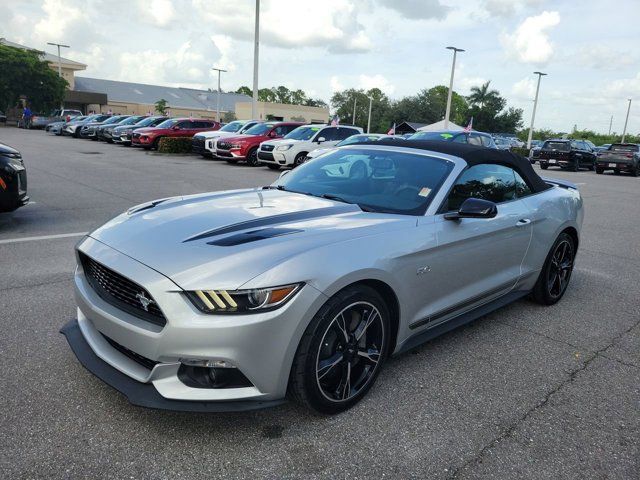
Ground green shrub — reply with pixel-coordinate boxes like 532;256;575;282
510;147;530;157
157;137;192;154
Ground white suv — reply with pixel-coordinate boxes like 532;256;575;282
258;124;362;169
192;120;260;158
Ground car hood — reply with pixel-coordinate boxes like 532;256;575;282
0;142;19;155
88;189;412;290
264;139;302;147
195;131;236;140
133;127;159;134
221;134;260;144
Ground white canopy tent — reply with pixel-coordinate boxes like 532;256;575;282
416;119;465;132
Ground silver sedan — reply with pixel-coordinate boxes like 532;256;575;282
62;141;583;414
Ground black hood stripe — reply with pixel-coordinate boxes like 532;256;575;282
183;204;359;243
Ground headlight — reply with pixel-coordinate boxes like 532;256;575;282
276;144;293;151
230;143;242;149
186;284;302;314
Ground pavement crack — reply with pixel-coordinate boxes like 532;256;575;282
0;276;72;292
447;314;640;479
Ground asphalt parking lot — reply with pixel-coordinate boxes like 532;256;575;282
1;127;638;479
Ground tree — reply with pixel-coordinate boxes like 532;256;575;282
0;44;67;112
235;86;253;97
222;111;237;123
467;81;500;110
154;98;168;115
330;88;392;132
234;85;328;108
465;81;522;132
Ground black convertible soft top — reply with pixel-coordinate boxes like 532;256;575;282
365;139;551;193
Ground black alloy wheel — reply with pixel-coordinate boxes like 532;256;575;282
532;232;575;305
289;285;389;414
247;148;259;166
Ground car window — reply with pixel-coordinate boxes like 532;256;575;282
319;128;336;141
273;125;289;136
446;164;517;211
481;135;493;147
452;134;468;144
276;148;454;216
177;121;191;128
468;133;483;146
514;170;532;197
335;128;359;141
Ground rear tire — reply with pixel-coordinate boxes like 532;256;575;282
614;169;620;175
540;164;548;170
595;168;604;174
531;232;575;306
631;165;639;177
289;285;390;414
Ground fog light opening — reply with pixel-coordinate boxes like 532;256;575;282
178;363;253;389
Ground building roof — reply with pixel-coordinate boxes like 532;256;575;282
0;39;87;70
416;119;465;132
73;77;250;112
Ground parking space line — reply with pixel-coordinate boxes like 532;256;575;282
0;232;87;245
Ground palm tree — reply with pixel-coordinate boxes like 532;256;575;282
467;81;500;110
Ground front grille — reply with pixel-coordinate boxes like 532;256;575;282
217;141;232;151
192;136;206;153
261;144;275;152
102;334;159;370
258;151;274;161
80;252;166;327
133;133;141;139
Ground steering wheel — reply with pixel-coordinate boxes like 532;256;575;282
393;185;421;198
349;161;367;179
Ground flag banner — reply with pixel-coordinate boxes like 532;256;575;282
387;123;396;135
464;117;473;132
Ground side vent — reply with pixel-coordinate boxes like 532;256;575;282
208;227;303;246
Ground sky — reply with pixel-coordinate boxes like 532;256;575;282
1;0;639;133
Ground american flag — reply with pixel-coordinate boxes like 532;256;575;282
387;123;396;135
331;115;340;127
463;117;473;132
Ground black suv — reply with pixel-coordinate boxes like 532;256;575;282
538;139;596;171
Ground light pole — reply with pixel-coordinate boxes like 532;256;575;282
444;46;464;129
251;0;260;119
367;96;373;133
608;115;613;135
621;98;632;143
47;42;70;109
526;71;547;149
352;96;357;125
211;67;227;123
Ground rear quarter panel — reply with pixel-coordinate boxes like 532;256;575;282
519;184;583;289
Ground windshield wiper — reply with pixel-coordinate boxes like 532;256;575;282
320;194;376;212
262;185;286;191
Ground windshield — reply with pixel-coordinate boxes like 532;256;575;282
102;116;126;125
337;134;383;146
156;118;180;128
610;144;638;152
118;116;145;126
284;126;321;141
275;148;453;215
543;141;570;151
219;121;244;132
244;122;275;135
409;131;458;141
135;116;163;127
494;137;510;145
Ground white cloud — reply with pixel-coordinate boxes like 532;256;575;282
140;0;176;28
211;35;235;72
511;77;536;100
603;71;640;99
374;0;450;20
457;76;488;94
358;74;395;94
570;45;637;70
330;76;345;92
501;11;560;64
33;0;97;47
483;0;545;18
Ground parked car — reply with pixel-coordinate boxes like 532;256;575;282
45;120;66;134
61;139;583;414
408;130;498;148
97;116;148;143
538;139;596;171
217;121;305;166
131;118;220;150
88;115;129;141
113;116;167;145
493;137;512;150
65;114;110;137
192;120;260;158
0;142;28;212
31;109;83;129
595;143;612;154
528;140;544;163
303;133;397;163
79;115;115;139
258;124;363;169
595;143;640;176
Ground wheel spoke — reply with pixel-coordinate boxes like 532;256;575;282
357;348;380;365
340;362;351;400
317;353;343;380
354;308;379;342
335;313;349;342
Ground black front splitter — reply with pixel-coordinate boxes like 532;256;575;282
60;319;286;413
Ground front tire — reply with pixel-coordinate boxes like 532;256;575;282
531;232;575;305
293;152;307;168
246;148;259;166
289;285;390;414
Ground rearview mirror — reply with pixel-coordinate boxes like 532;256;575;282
444;198;497;221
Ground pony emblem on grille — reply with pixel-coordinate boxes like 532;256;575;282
135;292;155;311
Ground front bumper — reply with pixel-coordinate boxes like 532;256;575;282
216;148;245;160
60;319;285;412
67;237;324;410
258;150;289;166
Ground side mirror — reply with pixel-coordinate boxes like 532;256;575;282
317;137;326;143
172;125;180;130
268;130;277;138
444;198;498;221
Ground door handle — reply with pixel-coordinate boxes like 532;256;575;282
516;219;531;227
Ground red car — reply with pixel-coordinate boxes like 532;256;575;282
216;121;305;166
132;118;220;150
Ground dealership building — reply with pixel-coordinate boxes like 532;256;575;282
3;39;329;122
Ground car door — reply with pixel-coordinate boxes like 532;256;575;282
413;164;532;328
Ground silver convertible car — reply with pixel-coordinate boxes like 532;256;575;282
61;140;583;414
